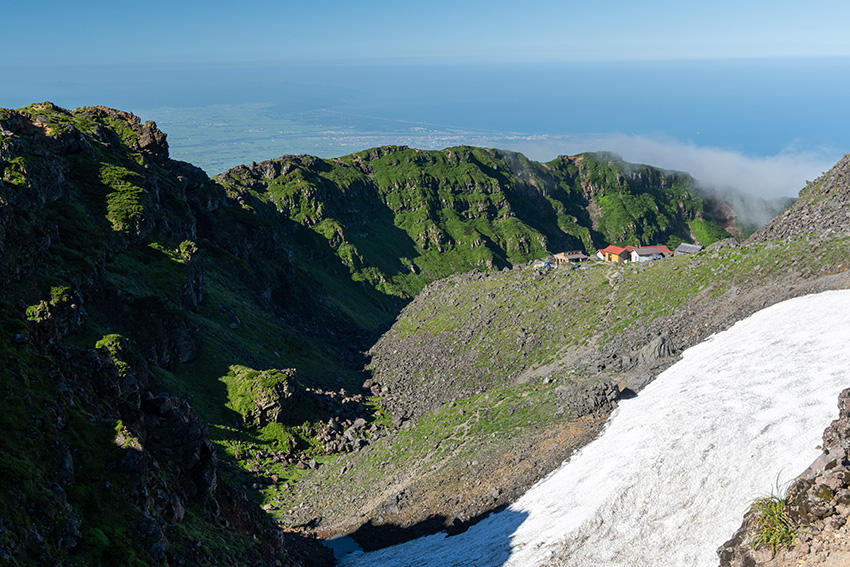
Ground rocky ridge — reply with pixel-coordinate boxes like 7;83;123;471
750;153;850;243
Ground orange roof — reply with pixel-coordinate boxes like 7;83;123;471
655;245;673;255
599;245;626;255
624;245;636;252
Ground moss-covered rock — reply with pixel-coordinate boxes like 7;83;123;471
222;366;299;428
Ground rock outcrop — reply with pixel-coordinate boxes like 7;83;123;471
750;153;850;243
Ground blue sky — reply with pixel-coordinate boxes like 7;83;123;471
6;0;850;66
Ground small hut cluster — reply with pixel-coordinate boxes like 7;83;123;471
531;242;702;275
596;242;703;263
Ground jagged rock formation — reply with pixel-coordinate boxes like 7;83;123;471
749;153;850;243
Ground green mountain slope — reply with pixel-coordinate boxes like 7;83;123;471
216;146;733;303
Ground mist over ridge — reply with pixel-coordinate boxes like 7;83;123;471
539;134;831;229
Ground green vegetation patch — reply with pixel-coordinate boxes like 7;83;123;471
221;365;296;427
106;242;188;302
217;146;720;315
99;163;149;233
689;218;731;246
25;285;74;322
95;334;134;378
379;233;850;394
1;155;28;186
748;495;796;553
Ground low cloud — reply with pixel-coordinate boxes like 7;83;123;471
497;133;845;230
508;133;839;200
599;134;839;200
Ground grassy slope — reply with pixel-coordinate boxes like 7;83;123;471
382;235;850;382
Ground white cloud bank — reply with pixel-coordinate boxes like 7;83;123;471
508;133;841;200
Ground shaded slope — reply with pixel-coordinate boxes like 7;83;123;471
0;102;335;566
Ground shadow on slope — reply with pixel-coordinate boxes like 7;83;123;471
344;503;528;559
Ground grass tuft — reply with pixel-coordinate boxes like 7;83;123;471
748;494;796;553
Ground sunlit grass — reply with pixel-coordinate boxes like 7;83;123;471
748;495;796;553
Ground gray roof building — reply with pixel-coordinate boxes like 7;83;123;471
675;243;703;255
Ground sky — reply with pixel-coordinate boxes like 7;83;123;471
3;1;850;198
7;0;850;65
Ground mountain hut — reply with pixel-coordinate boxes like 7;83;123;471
598;245;629;263
675;243;703;255
630;246;665;262
554;251;590;265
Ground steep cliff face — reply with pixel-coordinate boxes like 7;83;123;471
0;103;333;566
